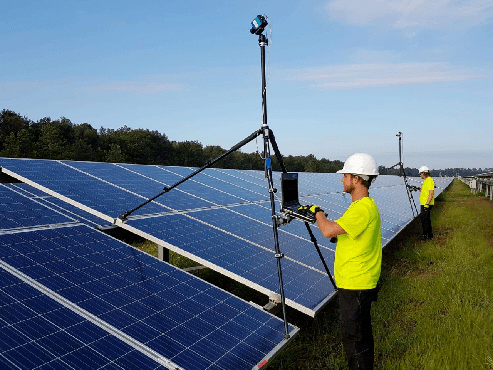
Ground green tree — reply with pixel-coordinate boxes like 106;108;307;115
99;126;172;165
204;145;227;167
74;123;98;149
282;155;306;172
105;143;126;163
304;154;319;172
34;119;72;159
172;140;206;167
69;122;99;161
0;129;34;158
0;109;31;152
0;109;358;173
71;140;96;161
319;158;343;173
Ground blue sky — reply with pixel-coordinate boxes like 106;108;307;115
2;0;492;170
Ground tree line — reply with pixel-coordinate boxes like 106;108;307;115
2;109;490;177
0;109;344;173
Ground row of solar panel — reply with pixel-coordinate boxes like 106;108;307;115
0;158;453;317
0;184;299;369
0;159;341;315
0;160;431;261
0;158;430;221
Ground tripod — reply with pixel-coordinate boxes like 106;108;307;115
252;17;335;334
390;132;418;218
118;16;336;339
119;19;292;338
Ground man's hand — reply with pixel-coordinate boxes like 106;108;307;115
424;204;430;210
298;204;324;216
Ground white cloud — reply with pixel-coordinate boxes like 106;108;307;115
286;62;480;89
326;0;493;29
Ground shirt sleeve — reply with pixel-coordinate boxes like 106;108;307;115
336;202;370;240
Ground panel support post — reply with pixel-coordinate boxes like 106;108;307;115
158;245;169;263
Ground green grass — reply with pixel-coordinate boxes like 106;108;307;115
131;180;493;369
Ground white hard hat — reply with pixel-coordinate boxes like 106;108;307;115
337;153;379;180
419;166;430;174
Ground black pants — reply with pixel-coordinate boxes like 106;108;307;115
338;287;379;370
420;205;433;239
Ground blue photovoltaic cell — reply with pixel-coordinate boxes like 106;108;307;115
163;168;267;203
0;158;165;218
62;161;215;212
0;224;298;369
0;157;453;316
3;183;107;227
61;161;167;198
2;182;49;197
127;212;336;313
35;196;109;227
0;185;74;230
228;202;274;223
200;168;269;198
152;167;247;206
203;168;268;191
0;268;169;370
190;208;334;272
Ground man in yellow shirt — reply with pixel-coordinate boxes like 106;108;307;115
418;166;435;240
299;153;381;369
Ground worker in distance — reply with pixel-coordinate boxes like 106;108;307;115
298;153;382;370
417;166;435;240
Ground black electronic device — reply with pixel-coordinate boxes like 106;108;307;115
250;14;268;35
280;173;316;223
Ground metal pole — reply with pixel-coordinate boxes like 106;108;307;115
398;133;403;177
259;33;290;339
396;132;418;217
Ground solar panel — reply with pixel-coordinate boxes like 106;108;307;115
0;265;173;370
0;224;299;369
64;161;214;211
0;184;75;230
3;183;107;227
0;158;454;317
122;212;335;315
0;158;166;221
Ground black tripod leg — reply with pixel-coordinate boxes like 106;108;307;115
403;176;419;218
268;129;287;174
118;128;262;220
304;222;337;291
263;132;290;339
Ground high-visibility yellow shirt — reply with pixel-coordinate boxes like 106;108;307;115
419;177;435;205
335;197;382;290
